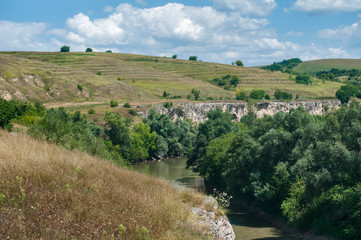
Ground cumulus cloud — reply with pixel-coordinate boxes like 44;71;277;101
59;3;294;65
0;21;54;51
213;0;277;16
293;0;361;14
318;21;361;48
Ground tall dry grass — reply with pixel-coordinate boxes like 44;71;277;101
0;131;206;239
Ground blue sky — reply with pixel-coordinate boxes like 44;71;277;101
1;0;361;66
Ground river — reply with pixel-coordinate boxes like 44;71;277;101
133;157;296;240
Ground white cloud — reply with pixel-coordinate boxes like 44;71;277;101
318;21;361;49
0;21;53;51
59;3;292;65
213;0;277;16
286;31;304;37
104;6;115;13
293;0;361;14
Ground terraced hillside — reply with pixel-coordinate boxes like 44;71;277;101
0;52;342;105
294;58;361;74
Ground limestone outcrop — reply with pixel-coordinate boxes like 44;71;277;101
138;100;341;123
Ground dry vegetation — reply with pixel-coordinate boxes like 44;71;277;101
0;131;208;239
0;52;342;107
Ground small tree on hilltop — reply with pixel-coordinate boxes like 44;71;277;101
235;60;244;66
189;56;197;61
85;48;93;52
60;46;70;52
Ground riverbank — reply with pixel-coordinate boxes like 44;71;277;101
0;131;220;239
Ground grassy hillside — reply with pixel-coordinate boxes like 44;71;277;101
0;130;212;239
294;58;361;74
0;52;342;106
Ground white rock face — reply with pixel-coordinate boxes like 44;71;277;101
138;100;341;123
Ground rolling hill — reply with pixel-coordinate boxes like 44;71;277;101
0;52;343;107
294;58;361;74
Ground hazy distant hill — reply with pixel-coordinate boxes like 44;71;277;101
0;52;342;104
294;58;361;74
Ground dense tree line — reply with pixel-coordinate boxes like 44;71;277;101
261;58;302;73
188;103;361;239
316;68;361;82
0;100;197;166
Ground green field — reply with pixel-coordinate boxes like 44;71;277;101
0;52;343;106
294;58;361;74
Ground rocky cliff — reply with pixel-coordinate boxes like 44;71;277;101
138;100;341;123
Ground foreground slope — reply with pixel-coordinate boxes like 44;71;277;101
0;131;209;239
0;52;342;104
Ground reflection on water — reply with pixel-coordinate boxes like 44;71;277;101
133;157;206;192
133;157;293;240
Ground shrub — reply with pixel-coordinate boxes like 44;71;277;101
236;89;247;100
163;102;173;108
191;88;200;100
96;71;102;75
128;109;137;115
295;74;312;85
123;102;131;108
235;60;244;66
60;46;70;52
265;94;270;100
275;90;293;100
88;109;95;114
110;100;118;108
77;84;83;91
250;89;265;99
162;91;170;98
189;56;197;61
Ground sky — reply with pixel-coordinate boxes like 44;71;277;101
1;0;361;66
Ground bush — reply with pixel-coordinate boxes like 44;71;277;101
191;88;200;100
123;102;131;108
77;84;83;91
250;89;265;99
60;46;70;52
172;55;177;59
88;109;95;114
189;56;197;61
110;100;118;108
275;90;293;100
295;74;312;85
163;102;173;108
265;94;270;100
236;89;247;100
85;48;93;52
96;71;102;75
235;60;244;66
128;109;137;116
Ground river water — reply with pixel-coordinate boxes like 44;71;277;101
133;157;293;240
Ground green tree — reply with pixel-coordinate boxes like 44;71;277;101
129;122;156;162
172;55;177;59
191;88;200;100
189;56;197;61
104;112;131;157
235;89;247;100
275;90;292;100
230;75;240;87
235;60;244;66
85;47;93;52
60;46;70;52
250;89;265;99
